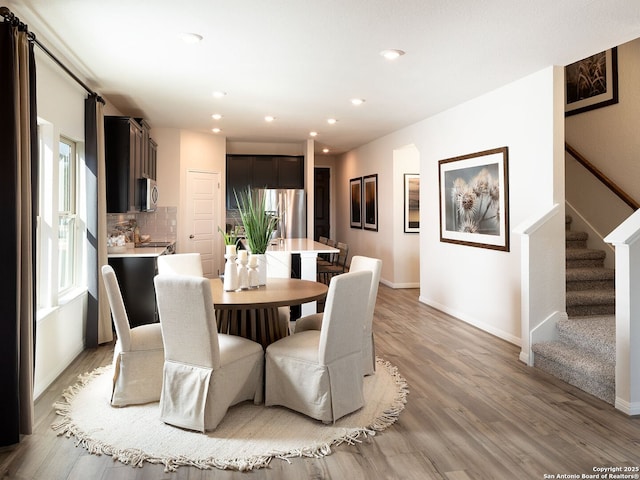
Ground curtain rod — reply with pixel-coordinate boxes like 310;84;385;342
1;6;105;104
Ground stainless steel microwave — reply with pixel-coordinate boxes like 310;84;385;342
139;178;158;212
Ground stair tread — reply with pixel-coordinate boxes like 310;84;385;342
532;341;614;379
557;317;615;361
565;248;606;259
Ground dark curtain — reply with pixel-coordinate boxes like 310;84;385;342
85;96;99;348
85;95;111;347
0;20;38;447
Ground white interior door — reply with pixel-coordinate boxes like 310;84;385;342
185;170;221;278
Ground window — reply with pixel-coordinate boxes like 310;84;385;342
58;137;77;294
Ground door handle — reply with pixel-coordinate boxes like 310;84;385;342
189;234;195;239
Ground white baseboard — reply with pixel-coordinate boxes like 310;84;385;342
615;397;640;416
380;278;419;289
418;296;521;346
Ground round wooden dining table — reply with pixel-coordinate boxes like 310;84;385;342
209;278;328;349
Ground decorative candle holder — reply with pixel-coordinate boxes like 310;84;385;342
237;254;249;290
248;263;259;288
223;253;238;291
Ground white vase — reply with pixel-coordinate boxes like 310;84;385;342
223;254;238;291
237;257;249;290
254;253;267;286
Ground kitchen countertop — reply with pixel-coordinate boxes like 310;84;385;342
107;241;175;258
266;238;339;254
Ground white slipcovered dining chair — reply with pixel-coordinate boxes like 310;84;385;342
295;255;382;376
154;274;264;432
265;270;372;423
101;265;164;407
266;251;292;333
157;252;203;277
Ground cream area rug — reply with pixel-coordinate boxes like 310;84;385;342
52;358;408;472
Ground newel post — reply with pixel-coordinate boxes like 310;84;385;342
604;209;640;415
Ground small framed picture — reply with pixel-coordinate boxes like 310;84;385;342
404;173;419;233
363;174;378;231
350;177;362;229
565;47;618;116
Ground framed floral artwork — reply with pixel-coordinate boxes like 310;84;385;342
404;173;419;233
438;147;509;251
565;47;618;116
350;177;362;229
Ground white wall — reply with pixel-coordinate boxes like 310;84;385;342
34;50;88;399
393;145;420;287
336;67;562;345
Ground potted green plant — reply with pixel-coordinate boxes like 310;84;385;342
234;187;278;284
218;225;239;249
234;187;278;254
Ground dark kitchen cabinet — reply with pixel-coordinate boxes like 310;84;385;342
105;116;143;213
136;118;157;180
107;256;158;328
276;156;304;188
226;154;304;208
148;138;158;180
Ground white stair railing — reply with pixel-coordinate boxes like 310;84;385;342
514;203;566;366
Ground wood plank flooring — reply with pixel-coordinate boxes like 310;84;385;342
2;285;640;479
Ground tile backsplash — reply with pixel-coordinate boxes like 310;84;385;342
107;206;177;243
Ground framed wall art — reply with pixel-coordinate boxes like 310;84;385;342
404;173;420;233
438;147;509;251
363;174;378;231
350;177;362;229
565;47;618;117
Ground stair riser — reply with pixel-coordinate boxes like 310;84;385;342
566;240;587;249
534;355;614;404
566;280;615;291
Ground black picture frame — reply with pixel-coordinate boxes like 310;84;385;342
350;177;362;229
565;47;618;117
404;173;419;233
438;147;509;251
363;174;378;231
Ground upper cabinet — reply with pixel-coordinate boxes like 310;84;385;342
225;154;304;209
105;116;158;213
135;118;157;180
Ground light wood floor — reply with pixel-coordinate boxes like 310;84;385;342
3;285;640;479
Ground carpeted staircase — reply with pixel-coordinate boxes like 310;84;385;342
531;216;616;404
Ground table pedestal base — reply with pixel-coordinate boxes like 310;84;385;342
216;308;289;349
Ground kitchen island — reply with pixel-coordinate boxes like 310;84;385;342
107;242;175;327
266;238;338;316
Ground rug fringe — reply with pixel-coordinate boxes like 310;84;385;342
51;357;409;472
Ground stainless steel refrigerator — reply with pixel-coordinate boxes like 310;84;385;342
258;189;306;239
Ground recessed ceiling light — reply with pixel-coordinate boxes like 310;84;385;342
309;131;318;137
322;148;329;153
327;118;337;125
380;49;405;60
212;91;227;98
211;113;223;120
350;98;365;106
265;115;275;122
212;128;222;133
179;32;203;44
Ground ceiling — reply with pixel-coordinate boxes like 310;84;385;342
8;0;640;155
